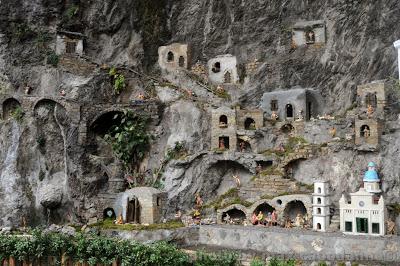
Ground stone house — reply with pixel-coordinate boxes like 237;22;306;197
211;106;263;152
260;88;323;121
357;81;387;114
99;187;167;224
207;54;238;85
354;119;381;150
158;43;190;70
339;188;386;236
56;31;85;56
292;20;326;47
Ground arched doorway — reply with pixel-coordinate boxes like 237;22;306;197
222;208;246;224
212;62;221;73
253;202;275;217
167;51;174;62
178;56;185;67
224;71;232;83
244;117;256;130
285;104;294;119
103;208;116;220
283;200;307;220
360;125;370;138
126;197;140;224
2;98;21;120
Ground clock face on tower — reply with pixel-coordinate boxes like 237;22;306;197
359;201;365;207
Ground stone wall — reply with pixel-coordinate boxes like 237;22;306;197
198;225;400;262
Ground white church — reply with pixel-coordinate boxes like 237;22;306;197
339;162;386;236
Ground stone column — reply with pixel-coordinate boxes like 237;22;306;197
394;40;400;79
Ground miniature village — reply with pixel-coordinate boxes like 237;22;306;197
2;3;400;264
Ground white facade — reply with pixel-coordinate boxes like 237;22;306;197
393;40;400;80
339;188;386;236
158;43;189;70
207;54;238;85
56;34;84;56
292;20;326;47
312;181;330;232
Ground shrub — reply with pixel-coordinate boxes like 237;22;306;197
11;106;24;122
104;110;151;170
268;258;296;266
251;258;265;266
195;250;239;266
108;67;126;94
46;51;59;67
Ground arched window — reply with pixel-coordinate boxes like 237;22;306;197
360;125;370;138
219;115;228;126
317;187;322;194
212;62;221;73
317;198;322;204
366;93;377;108
167;51;174;62
219;136;229;149
317;208;321;214
178;56;185;67
224;71;232;83
244;117;256;130
286;104;294;118
305;30;315;44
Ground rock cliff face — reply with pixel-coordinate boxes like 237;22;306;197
0;0;400;227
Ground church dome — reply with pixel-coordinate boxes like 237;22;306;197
363;169;379;182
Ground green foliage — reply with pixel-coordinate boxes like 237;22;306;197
89;219;184;231
0;231;222;265
268;258;296;266
46;51;59;67
35;31;51;49
318;262;328;266
109;67;126;94
11;106;24;122
11;23;34;42
250;258;265;266
104;110;151;170
65;5;79;20
195;250;239;266
203;188;252;210
165;141;187;161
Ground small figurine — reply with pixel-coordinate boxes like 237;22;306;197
115;214;123;225
251;213;258;225
295;213;304;227
175;209;182;220
239;141;245;152
296;110;304;121
256;164;262;174
60;90;66;96
271;111;279;121
363;127;370;138
285;218;292;228
271;210;278;226
367;104;374;118
137;93;145;100
329;127;336;138
232;174;241;187
195;193;203;208
24;85;32;95
223;213;231;224
216;85;224;94
256;211;264;226
387;219;397;235
219;138;226;150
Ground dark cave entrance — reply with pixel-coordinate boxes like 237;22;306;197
2;98;21;120
253;203;275;217
283;200;307;220
286;104;294;119
103;208;116;220
222;208;246;224
244;117;256;130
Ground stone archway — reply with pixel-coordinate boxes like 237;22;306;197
283;200;307;220
2;98;21;120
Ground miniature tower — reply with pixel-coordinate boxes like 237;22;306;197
394;40;400;80
363;162;381;193
312;181;331;232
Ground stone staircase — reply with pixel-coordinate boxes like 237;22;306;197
239;174;304;201
59;55;97;76
329;213;340;231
